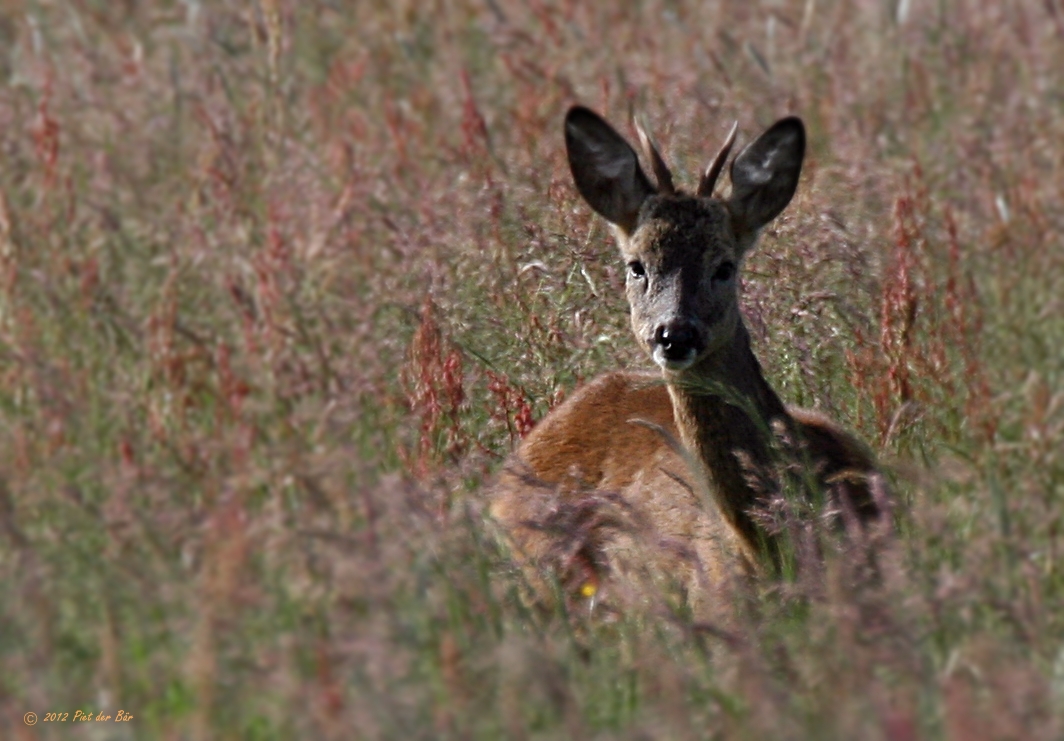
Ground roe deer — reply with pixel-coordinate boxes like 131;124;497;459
490;106;885;610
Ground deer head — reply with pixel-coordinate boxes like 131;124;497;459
565;106;805;374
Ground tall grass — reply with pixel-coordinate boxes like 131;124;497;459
0;0;1062;738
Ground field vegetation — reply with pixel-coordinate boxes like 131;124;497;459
1;0;1063;738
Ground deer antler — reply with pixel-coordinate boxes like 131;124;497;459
697;120;738;197
634;115;675;195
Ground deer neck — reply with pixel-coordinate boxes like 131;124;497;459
663;323;792;567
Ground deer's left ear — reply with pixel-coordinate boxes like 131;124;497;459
565;106;656;235
727;117;805;238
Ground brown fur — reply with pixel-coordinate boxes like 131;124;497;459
489;371;882;609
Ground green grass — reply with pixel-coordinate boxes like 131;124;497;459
1;0;1063;738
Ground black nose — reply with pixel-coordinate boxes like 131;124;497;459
654;321;703;362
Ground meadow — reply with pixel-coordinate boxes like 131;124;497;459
1;0;1063;738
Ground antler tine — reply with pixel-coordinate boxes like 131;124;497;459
634;115;675;195
697;120;739;197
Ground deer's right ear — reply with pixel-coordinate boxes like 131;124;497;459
565;106;655;234
727;117;805;238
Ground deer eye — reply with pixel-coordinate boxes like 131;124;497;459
627;261;646;280
712;261;735;282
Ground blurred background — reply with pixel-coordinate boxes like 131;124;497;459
0;1;1062;738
